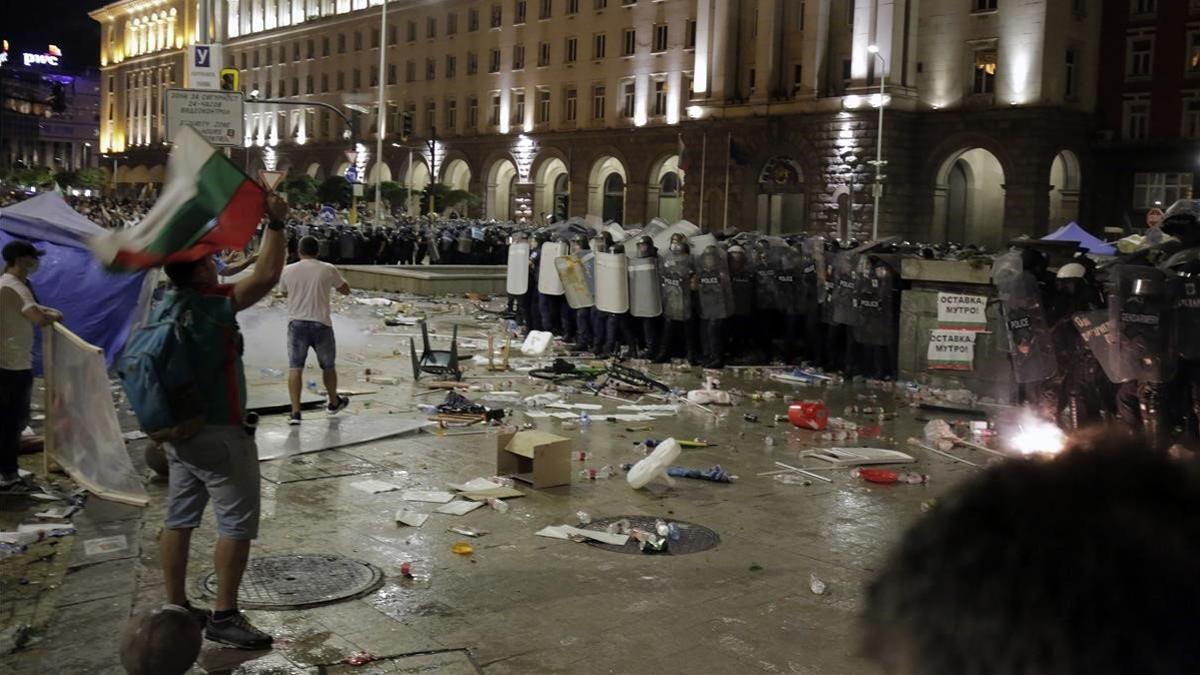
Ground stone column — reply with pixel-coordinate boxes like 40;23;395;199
709;0;738;102
752;0;782;102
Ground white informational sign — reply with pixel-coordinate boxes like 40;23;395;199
165;89;244;147
936;292;989;331
927;329;977;371
187;43;223;89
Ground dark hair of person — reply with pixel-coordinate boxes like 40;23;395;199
863;426;1200;675
299;236;320;257
164;260;202;287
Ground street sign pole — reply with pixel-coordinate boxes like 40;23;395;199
374;0;388;223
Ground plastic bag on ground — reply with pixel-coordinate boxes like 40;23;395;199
627;438;682;489
520;331;553;355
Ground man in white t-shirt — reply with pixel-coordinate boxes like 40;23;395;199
279;235;351;424
1;240;62;493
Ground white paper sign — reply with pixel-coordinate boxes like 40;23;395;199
936;292;989;331
165;89;244;147
927;330;977;371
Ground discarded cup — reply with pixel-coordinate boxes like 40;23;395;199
578;451;588;461
851;467;929;485
487;498;510;513
451;542;474;556
809;573;827;595
400;561;413;578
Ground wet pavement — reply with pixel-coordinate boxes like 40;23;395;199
0;294;992;674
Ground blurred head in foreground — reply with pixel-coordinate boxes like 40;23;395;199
863;428;1200;675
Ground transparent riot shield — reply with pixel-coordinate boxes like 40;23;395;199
753;242;780;312
776;245;804;317
658;250;695;321
696;246;734;320
727;246;756;316
855;256;899;347
992;250;1058;383
555;254;595;309
1163;248;1200;361
1110;264;1176;383
628;256;663;318
537;241;566;295
595;251;630;314
506;241;530;295
831;249;861;327
800;235;826;314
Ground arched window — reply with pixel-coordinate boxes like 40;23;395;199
604;173;625;196
660;171;680;197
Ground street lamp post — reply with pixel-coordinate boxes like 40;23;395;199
867;45;887;242
374;0;388;223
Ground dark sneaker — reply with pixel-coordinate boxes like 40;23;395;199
181;601;211;628
327;395;350;416
288;412;302;426
0;478;39;496
205;611;273;650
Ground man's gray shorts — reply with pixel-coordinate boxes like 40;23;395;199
164;425;261;540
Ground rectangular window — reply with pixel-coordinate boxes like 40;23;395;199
513;89;526;124
293;43;300;60
406;61;416;82
306;75;313;93
514;44;526;70
798;0;806;30
490;49;502;73
468;96;479;129
793;64;803;89
468;52;479;75
515;0;527;24
371;28;379;48
426;58;436;80
1128;37;1154;78
388;64;397;85
370;66;378;86
1133;172;1192;208
749;68;757;91
426;101;436;135
388;26;397;45
595;0;607;8
973;49;997;94
538;89;551;122
469;8;480;31
1065;48;1077;98
491;4;503;28
265;81;272;98
593;85;606;120
568;0;579;13
1184;99;1200;138
307;39;315;58
254;50;261;67
352;69;361;89
1131;0;1156;15
847;0;855;24
653;80;667;116
265;46;273;64
446;55;457;78
322;37;330;56
448;13;458;35
565;87;578;121
447;99;457;132
653;24;668;53
491;93;502;125
353;31;362;50
842;58;852;81
594;33;607;59
622;80;636;118
321;73;329;92
622;0;635;5
539;42;551;66
1188;31;1200;74
428;18;437;38
407;21;416;42
973;0;997;11
566;37;579;63
1124;99;1150;140
540;0;553;19
623;28;636;56
337;71;345;89
686;20;697;49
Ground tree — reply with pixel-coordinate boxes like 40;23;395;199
282;172;319;207
367;181;408;208
12;166;55;188
76;167;110;190
422;182;480;216
317;175;351;208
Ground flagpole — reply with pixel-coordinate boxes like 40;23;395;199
723;132;731;232
698;132;707;231
374;0;388;223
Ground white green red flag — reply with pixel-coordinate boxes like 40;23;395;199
91;125;265;271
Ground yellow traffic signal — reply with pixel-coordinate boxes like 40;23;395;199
219;68;240;92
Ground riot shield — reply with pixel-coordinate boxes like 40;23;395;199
651;220;702;254
776;245;804;316
728;247;756;316
537;241;566;295
992;250;1058;383
555;254;595;309
831;250;861;327
658;250;695;321
856;255;898;347
506;241;530;295
800;235;826;313
754;244;780;311
696;246;734;320
595;252;630;314
689;233;718;259
1110;264;1176;383
1072;310;1131;384
1163;248;1200;360
628;256;663;318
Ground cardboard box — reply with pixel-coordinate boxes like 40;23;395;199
497;431;572;489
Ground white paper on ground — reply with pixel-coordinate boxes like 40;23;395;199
395;509;429;527
618;405;679;412
122;430;148;441
402;490;457;504
448;478;503;492
607;414;657;422
551;412;580;420
535;524;630;546
435;500;485;516
17;523;76;535
83;534;128;556
523;410;551;419
350;479;400;494
34;507;73;519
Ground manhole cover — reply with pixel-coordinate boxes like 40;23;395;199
199;554;383;609
582;516;721;555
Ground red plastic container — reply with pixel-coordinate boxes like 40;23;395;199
788;401;829;431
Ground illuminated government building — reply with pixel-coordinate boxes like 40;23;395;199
91;0;1102;246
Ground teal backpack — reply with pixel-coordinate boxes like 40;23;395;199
116;290;217;442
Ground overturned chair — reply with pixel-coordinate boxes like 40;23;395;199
409;320;462;381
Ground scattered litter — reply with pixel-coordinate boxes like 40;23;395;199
448;526;487;537
486;497;510;513
520;331;554;355
399;562;413;578
451;542;475;556
809;573;828;595
803;447;915;466
535;524;630;546
355;297;393;306
576;511;592;525
666;465;735;483
83;534;128;556
627;438;682;489
121;430;148;441
345;652;376;665
350;480;401;494
448;477;505;492
749;563;764;572
402;490;457;504
906;437;981;467
851;467;929;485
787;401;830;430
0;623;34;654
774;462;833;484
436;500;485;516
34;506;77;520
17;523;76;536
395;509;429;528
687;389;732;405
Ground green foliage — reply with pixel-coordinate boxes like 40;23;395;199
421;183;480;215
367;181;408;207
282;172;319;207
317;175;351;208
75;167;110;190
10;166;56;188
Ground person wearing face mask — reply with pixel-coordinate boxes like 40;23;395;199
1;241;63;494
1047;261;1108;430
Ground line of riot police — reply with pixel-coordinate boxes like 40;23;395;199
279;218;520;266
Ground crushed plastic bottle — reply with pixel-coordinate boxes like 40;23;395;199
655;519;670;537
486;497;510;513
606;518;632;535
578;411;591;426
809;573;828;595
763;436;776;447
576;511;592;525
667;522;681;541
306;379;318;392
579;468;598;480
577;451;588;462
258;368;284;378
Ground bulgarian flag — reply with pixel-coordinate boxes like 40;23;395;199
91;126;265;271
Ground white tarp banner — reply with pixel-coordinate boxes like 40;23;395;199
46;324;148;506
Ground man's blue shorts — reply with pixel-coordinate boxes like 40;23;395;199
287;320;336;370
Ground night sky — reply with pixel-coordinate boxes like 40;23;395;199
4;1;110;72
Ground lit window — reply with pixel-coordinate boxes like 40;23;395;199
1188;31;1200;74
594;33;607;59
653;80;667;116
538;89;551;123
593;85;606;120
539;42;551;66
1183;99;1200;139
1133;172;1192;208
1130;0;1156;16
623;28;636;56
513;44;526;70
1127;37;1154;78
565;87;578;122
1123;99;1150;140
973;49;997;94
566;37;578;63
622;80;636;118
653;24;668;53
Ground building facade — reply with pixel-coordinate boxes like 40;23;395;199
1091;0;1200;234
1;42;101;173
93;0;1100;246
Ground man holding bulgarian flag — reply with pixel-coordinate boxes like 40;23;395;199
92;126;286;650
